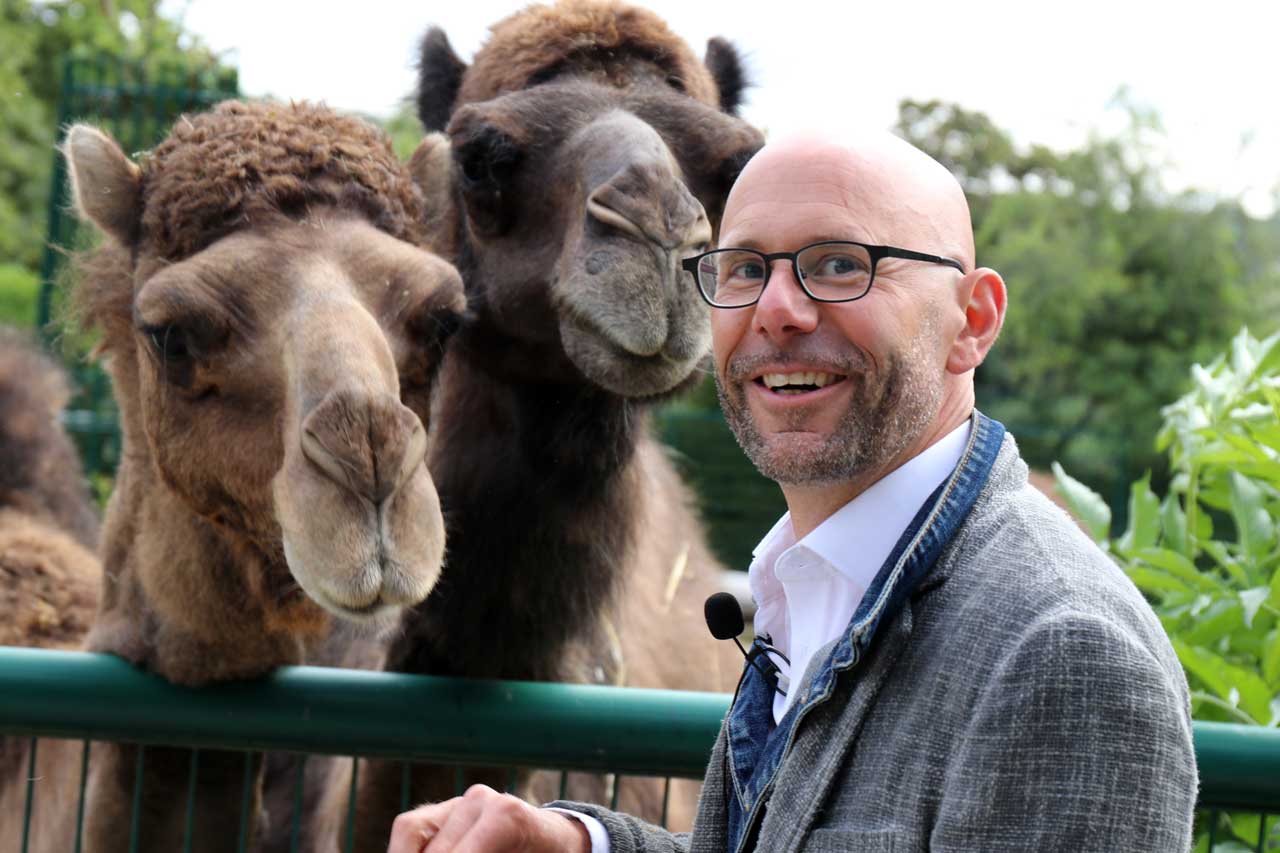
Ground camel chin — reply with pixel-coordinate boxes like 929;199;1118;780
560;317;706;399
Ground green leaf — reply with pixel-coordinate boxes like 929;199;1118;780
1203;541;1250;586
1240;587;1270;629
1116;473;1160;554
1262;629;1280;688
1050;462;1111;542
1236;460;1280;489
1172;638;1273;724
1184;598;1244;647
1223;432;1271;460
1249;421;1280;453
1253;330;1280;380
1134;547;1223;592
1125;566;1193;598
1270;560;1280;610
1192;447;1259;467
1160;493;1189;555
1229;471;1276;562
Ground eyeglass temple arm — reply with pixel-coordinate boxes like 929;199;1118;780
877;245;966;273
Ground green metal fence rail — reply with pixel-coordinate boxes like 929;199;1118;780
2;646;1279;851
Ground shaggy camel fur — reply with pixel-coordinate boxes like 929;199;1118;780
345;3;765;848
0;101;465;853
0;330;99;653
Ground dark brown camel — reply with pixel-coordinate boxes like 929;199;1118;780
0;101;465;853
344;3;765;848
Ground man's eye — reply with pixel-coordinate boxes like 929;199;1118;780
727;261;765;280
813;254;866;278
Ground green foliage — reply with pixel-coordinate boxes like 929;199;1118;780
0;263;39;325
378;102;428;162
1055;327;1280;849
0;0;231;272
1056;327;1280;727
898;99;1280;516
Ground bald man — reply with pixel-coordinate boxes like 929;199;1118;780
388;133;1198;852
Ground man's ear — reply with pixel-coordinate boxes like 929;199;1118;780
946;267;1006;375
408;132;457;255
64;124;142;246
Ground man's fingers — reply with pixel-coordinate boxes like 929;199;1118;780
390;784;589;853
448;795;531;853
388;800;452;853
422;785;497;851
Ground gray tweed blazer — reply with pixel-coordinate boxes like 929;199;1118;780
556;435;1198;852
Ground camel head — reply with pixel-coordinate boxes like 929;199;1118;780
64;102;465;627
411;0;764;398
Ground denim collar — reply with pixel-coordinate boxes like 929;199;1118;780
724;411;1006;853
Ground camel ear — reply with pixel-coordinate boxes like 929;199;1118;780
64;124;142;246
409;133;457;253
417;27;467;132
704;37;749;115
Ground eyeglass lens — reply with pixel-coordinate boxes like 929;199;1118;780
694;243;875;306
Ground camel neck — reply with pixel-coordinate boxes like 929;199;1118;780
87;458;322;686
397;349;648;681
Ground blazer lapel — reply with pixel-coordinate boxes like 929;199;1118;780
757;606;915;853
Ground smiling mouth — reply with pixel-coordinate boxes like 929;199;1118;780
755;371;848;396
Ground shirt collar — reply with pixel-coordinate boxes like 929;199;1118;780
748;419;972;623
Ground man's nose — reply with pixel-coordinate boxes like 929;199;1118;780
752;260;820;340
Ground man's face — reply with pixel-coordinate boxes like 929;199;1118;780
710;143;959;486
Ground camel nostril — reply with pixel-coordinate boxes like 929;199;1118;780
586;193;648;242
586;165;711;252
299;391;426;504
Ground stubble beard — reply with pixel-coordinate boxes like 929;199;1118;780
717;334;944;487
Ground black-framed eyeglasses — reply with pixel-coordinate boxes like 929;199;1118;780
681;240;966;308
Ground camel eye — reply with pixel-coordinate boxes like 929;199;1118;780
452;126;523;237
144;324;192;363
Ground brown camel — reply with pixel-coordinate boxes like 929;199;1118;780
0;329;100;654
346;3;766;847
0;101;465;853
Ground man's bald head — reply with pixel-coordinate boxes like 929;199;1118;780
708;128;1006;528
723;131;976;270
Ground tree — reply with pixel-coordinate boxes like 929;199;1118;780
897;98;1279;511
0;0;231;271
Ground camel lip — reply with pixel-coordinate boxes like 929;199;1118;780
318;593;400;623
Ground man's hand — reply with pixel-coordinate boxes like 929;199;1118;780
388;784;592;852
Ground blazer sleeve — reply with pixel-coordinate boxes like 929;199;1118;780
931;610;1198;852
544;722;736;853
543;802;691;853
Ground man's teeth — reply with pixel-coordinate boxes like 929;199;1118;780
761;372;843;391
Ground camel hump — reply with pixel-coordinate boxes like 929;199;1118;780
0;510;99;650
0;330;101;652
0;329;99;549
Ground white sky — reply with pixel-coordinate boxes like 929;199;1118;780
170;0;1280;216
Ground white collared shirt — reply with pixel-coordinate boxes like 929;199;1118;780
558;419;971;849
750;420;971;722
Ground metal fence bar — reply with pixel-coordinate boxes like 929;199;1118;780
237;751;254;853
129;745;146;853
1195;722;1280;811
0;648;724;777
344;757;359;853
183;748;200;853
20;736;36;853
2;647;1280;813
290;759;305;851
74;739;89;853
